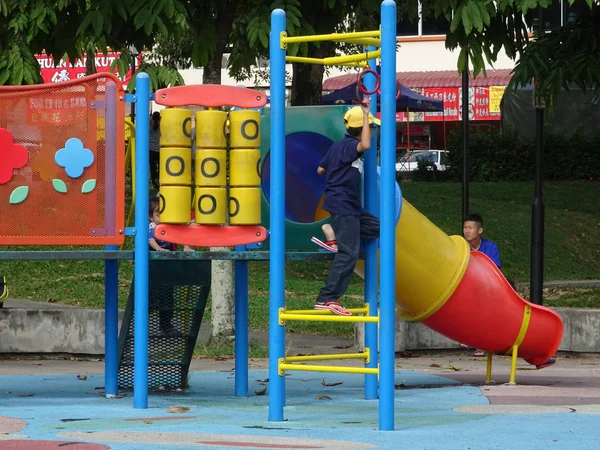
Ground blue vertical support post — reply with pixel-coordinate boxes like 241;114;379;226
268;8;287;422
133;73;151;409
379;0;397;431
363;46;379;401
104;244;119;397
104;80;119;398
234;244;249;396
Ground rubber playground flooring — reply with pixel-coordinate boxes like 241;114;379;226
1;353;600;450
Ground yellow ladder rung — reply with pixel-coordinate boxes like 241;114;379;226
278;360;379;376
284;349;369;363
279;311;379;325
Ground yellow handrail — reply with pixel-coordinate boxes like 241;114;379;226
286;49;381;67
284;351;369;363
281;30;381;47
278;359;379;376
333;37;381;47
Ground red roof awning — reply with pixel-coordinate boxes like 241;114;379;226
322;69;513;91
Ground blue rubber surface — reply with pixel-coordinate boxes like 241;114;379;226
1;370;599;449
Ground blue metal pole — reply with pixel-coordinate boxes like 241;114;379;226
235;244;249;396
104;244;119;397
364;46;380;401
133;73;150;409
379;0;397;431
268;8;287;422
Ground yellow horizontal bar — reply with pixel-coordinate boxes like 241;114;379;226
284;306;369;315
282;30;380;46
333;37;381;47
285;50;380;67
284;352;368;363
279;362;379;376
279;313;379;324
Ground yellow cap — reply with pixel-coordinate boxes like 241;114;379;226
344;106;381;129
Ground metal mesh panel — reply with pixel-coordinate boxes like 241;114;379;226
118;260;211;389
0;74;125;245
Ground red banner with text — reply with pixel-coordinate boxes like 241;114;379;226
35;53;141;85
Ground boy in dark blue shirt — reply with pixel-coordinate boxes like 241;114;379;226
463;214;501;268
314;99;381;316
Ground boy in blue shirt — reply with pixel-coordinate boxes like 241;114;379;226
463;214;501;267
314;99;381;316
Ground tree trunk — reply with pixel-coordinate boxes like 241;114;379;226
291;43;333;106
202;7;236;85
85;46;96;75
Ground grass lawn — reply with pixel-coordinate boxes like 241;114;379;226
1;181;599;342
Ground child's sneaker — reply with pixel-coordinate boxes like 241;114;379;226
314;301;352;316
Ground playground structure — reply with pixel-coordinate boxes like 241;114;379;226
0;0;564;435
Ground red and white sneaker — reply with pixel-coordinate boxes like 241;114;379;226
314;301;352;316
311;237;338;252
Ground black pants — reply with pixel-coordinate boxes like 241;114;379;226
316;210;380;303
150;151;160;189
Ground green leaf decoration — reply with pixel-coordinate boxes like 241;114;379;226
81;179;96;194
9;186;29;205
52;179;68;193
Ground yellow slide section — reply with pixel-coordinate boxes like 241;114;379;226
354;198;470;322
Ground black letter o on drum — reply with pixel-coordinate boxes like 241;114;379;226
198;194;217;215
182;117;192;138
159;194;166;214
229;197;240;217
240;119;259;140
165;156;185;177
201;157;220;178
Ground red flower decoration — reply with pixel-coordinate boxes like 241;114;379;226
0;128;29;184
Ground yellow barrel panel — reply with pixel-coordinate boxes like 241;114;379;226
159;186;192;224
160;147;192;186
195;110;227;149
229;187;261;225
194;187;227;225
354;198;470;322
229;110;260;149
194;149;227;187
160;108;192;148
229;149;261;187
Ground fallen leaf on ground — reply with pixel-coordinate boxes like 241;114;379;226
395;384;406;390
143;419;152;424
167;406;191;413
316;394;331;400
214;355;234;361
20;393;35;397
321;379;343;387
333;345;353;349
255;387;268;396
77;375;87;380
429;363;441;368
444;365;462;371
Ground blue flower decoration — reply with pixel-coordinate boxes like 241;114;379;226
55;138;94;179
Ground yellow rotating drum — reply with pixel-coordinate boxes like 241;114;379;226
160;148;192;186
195;149;227;187
229;187;261;225
195;110;227;149
194;187;227;225
229;110;260;149
160;108;192;147
159;186;192;224
229;149;261;187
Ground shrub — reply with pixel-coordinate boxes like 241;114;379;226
445;125;600;182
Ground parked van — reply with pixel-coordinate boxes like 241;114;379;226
395;149;448;172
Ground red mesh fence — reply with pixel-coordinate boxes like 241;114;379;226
0;73;125;245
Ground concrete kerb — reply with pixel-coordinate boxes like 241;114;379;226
1;286;600;355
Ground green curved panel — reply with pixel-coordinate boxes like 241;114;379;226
259;106;348;249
